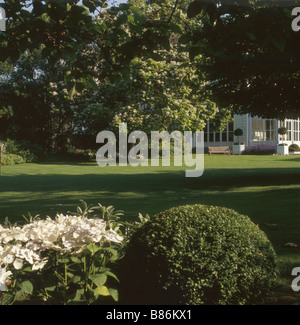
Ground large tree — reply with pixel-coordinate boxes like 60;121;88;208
0;0;232;142
185;0;300;119
94;0;226;134
3;0;300;125
0;49;89;149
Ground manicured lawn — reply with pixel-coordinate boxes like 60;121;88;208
0;154;300;287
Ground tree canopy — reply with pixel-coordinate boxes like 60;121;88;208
0;0;300;150
0;0;230;149
185;0;300;119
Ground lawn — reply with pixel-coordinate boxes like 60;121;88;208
0;154;300;288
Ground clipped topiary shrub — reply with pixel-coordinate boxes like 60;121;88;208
289;144;300;152
234;128;244;144
119;205;278;305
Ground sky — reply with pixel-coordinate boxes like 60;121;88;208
112;0;128;3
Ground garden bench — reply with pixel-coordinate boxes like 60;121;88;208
208;146;232;155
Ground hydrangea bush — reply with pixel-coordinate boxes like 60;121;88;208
0;201;129;305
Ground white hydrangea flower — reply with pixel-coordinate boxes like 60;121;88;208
0;214;123;273
13;258;23;270
0;267;12;291
2;254;14;265
32;258;48;271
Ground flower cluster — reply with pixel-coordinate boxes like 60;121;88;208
0;215;123;278
242;145;277;155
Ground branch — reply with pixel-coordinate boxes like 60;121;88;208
167;0;179;24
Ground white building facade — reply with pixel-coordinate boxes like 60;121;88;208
202;114;300;149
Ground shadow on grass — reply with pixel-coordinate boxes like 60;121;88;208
0;167;299;223
37;160;97;166
279;156;300;162
1;167;299;192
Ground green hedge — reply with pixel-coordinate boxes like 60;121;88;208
1;153;25;165
119;204;278;305
5;139;45;162
289;144;300;152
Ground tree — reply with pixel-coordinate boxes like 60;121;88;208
93;0;232;134
185;0;300;120
97;0;218;133
278;126;288;144
0;0;233;144
234;128;243;144
0;48;98;150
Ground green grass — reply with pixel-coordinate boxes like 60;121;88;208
0;154;300;286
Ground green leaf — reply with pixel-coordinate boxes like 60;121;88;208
86;243;101;255
82;0;96;12
70;275;81;285
69;85;76;99
14;291;25;301
129;6;146;24
105;270;120;283
0;293;13;305
94;285;110;296
19;280;33;295
187;1;205;19
87;77;98;90
108;288;119;302
69;288;85;302
57;257;69;264
43;274;58;292
89;273;107;287
102;247;119;261
70;256;81;264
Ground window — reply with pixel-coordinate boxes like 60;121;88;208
228;122;234;141
204;125;208;142
252;118;264;141
294;120;299;142
286;121;292;141
265;119;276;141
279;120;294;141
222;131;227;142
205;121;234;142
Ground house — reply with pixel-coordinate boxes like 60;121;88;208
199;114;300;152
